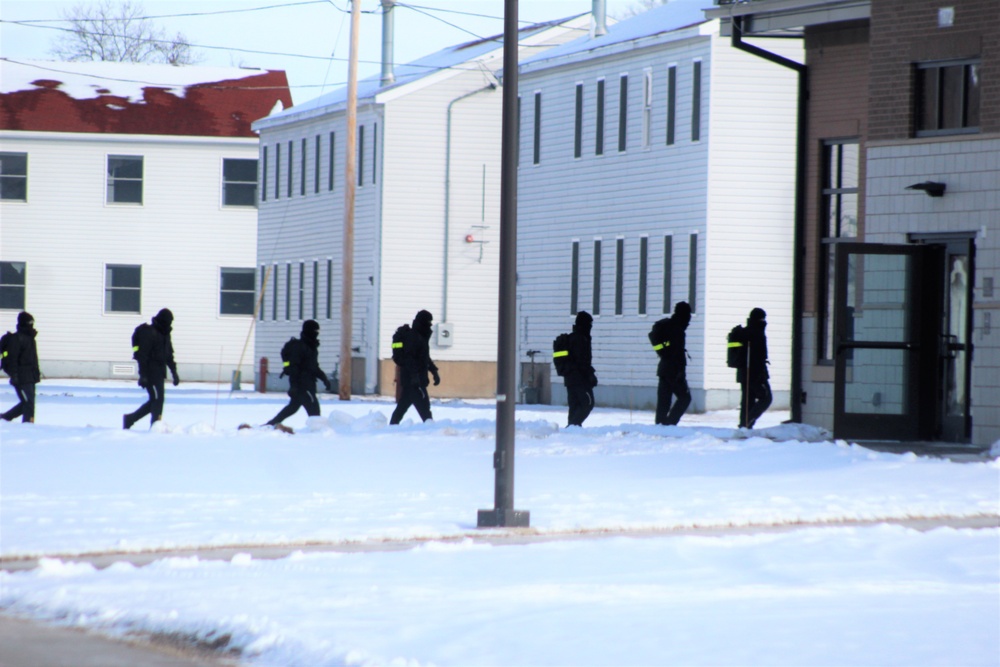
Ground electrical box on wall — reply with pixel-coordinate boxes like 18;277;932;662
436;322;454;347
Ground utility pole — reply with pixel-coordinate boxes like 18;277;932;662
339;0;361;401
478;0;529;529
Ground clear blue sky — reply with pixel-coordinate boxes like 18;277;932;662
1;0;640;106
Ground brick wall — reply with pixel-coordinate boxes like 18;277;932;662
868;0;1000;141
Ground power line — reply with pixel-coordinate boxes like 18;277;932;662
11;1;330;23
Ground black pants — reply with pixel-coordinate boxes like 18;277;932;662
740;378;772;429
125;378;166;427
566;385;594;427
268;387;321;426
656;374;691;426
2;383;35;422
390;383;433;424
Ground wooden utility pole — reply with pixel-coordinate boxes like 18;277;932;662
339;0;361;401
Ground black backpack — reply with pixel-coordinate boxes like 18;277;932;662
648;317;672;356
552;332;571;376
131;323;152;361
279;337;299;378
727;325;748;369
0;331;15;375
391;324;411;366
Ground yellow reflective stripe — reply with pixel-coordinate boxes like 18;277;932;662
283;361;290;367
132;346;139;352
652;343;664;351
391;342;403;349
1;351;6;358
727;342;744;348
552;350;569;358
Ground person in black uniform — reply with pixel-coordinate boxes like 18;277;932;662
390;310;440;424
651;301;692;426
564;310;597;427
124;308;179;429
267;319;332;428
738;307;772;429
1;312;41;423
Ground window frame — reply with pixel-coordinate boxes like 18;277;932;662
642;69;653;149
615;237;625;316
222;157;259;208
0;261;27;310
666;65;677;146
593;238;602;316
570;240;580;314
0;152;28;202
638;236;648;315
219;267;256;316
618;74;628;153
574;83;584;159
533;91;542;165
915;59;981;137
692;60;702;142
595;78;606;156
106;155;143;205
104;264;142;314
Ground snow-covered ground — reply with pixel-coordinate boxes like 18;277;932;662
2;380;998;666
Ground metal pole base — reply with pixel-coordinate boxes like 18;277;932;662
477;509;530;528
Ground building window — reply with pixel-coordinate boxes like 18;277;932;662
105;264;141;313
220;267;255;315
312;260;319;319
642;70;652;149
298;262;305;320
692;61;702;142
638;236;648;315
666;66;676;146
358;125;365;186
326;259;333;319
287;140;294;198
275;143;281;200
618;74;628;152
315;136;321;194
0;261;26;310
533;91;542;165
107;155;143;204
285;263;291;321
300;138;307;196
688;234;698;313
595;79;605;156
916;59;980;136
328;132;336;191
818;139;860;362
372;122;378;184
222;158;258;207
615;237;625;315
663;235;673;314
261;147;268;203
0;152;27;201
593;239;602;316
574;83;584;159
570;241;579;314
259;265;267;320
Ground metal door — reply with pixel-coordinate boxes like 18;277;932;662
937;238;974;441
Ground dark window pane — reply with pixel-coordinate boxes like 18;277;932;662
108;156;142;179
107;265;141;288
692;62;702;142
224;158;257;181
225;182;257;206
1;261;26;285
0;153;27;176
570;241;579;314
533;92;541;165
574;84;583;159
221;291;255;315
940;65;964;129
688;234;697;312
109;289;141;313
666;67;676;145
615;238;624;315
221;268;255;291
0;286;25;310
618;75;627;152
593;240;601;315
596;80;605;156
965;63;980;127
0;178;26;201
638;237;648;315
0;261;26;310
110;180;142;203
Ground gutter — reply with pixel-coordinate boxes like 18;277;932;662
730;15;807;423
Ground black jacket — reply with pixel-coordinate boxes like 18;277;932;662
651;317;687;379
563;324;597;389
284;338;328;392
399;313;438;388
133;319;176;381
6;324;40;385
742;319;769;383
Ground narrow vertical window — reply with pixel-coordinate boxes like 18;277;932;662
688;234;698;313
328;132;336;191
574;83;583;159
618;74;628;152
312;260;319;319
285;263;291;321
638;236;648;315
274;143;281;200
314;135;321;194
326;259;333;319
819;139;860;361
533;91;542;165
570;241;579;314
287;140;293;198
358;125;365;186
259;264;266;320
595;78;605;156
663;235;673;313
642;70;652;148
615;238;625;315
300;138;306;196
593;239;602;316
261;146;268;202
666;66;676;145
692;61;702;142
372;122;378;184
272;263;278;321
298;262;305;320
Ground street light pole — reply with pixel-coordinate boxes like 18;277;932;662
339;0;361;401
478;0;529;529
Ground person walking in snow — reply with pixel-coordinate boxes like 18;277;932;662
266;319;332;430
737;307;772;429
124;308;179;429
390;309;440;424
649;301;692;426
1;311;41;423
563;311;597;427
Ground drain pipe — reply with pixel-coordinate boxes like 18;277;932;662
380;0;395;87
442;81;498;323
731;16;807;423
593;0;608;37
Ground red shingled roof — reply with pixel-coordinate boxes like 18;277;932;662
0;68;292;138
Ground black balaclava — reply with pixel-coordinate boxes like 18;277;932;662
673;301;692;329
748;307;767;329
413;310;434;339
16;311;35;336
153;308;173;334
302;319;320;348
574;311;593;336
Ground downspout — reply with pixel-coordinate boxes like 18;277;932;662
731;16;807;423
380;0;395;87
443;81;498;323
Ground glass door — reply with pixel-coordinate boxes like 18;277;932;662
938;239;974;441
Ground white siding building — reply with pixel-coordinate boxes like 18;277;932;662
252;16;591;397
516;1;802;412
0;61;291;381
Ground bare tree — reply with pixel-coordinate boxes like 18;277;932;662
621;0;669;19
50;0;198;65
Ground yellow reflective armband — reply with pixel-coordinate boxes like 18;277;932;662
553;350;569;358
727;342;744;348
391;342;403;349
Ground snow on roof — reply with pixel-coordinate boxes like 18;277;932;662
521;0;713;67
263;15;584;123
0;59;293;137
